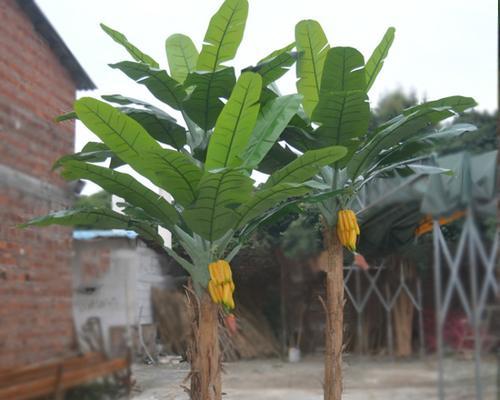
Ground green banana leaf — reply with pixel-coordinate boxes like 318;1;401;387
60;160;179;227
235;183;313;228
53;142;111;169
263;146;347;188
101;23;159;68
183;169;254;241
245;43;296;86
196;0;248;72
74;97;202;207
241;94;302;168
348;96;477;179
119;107;186;150
205;72;261;169
165;34;199;83
21;208;163;244
183;67;236;131
295;19;329;117
365;27;395;91
110;61;187;110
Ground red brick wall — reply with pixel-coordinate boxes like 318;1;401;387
0;0;77;368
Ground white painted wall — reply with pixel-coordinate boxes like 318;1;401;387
72;238;172;352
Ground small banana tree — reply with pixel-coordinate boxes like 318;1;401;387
272;20;476;400
22;1;347;399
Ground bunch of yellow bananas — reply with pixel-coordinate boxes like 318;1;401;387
207;260;235;310
336;209;360;251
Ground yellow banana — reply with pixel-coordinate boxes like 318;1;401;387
227;292;235;310
216;284;224;304
349;229;357;251
337;209;360;251
222;283;231;306
216;261;225;283
208;262;218;282
208;280;219;303
207;260;236;309
222;261;232;282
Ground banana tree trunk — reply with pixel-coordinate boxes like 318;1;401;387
188;291;222;400
323;225;344;400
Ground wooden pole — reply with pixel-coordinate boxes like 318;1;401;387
188;291;222;400
322;225;344;400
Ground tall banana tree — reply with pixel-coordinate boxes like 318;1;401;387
22;2;347;399
273;20;476;400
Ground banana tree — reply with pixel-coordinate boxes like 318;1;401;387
275;20;476;400
21;2;347;399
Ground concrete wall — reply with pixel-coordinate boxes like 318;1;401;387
0;0;77;368
72;237;172;353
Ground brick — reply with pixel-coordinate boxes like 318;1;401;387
0;0;79;368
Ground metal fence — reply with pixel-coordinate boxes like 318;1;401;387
432;211;499;400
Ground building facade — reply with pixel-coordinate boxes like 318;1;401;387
0;0;94;367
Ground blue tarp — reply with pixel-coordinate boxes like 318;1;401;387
73;229;138;240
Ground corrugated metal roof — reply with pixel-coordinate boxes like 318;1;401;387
73;230;138;240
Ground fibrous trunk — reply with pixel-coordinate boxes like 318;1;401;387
323;226;344;400
188;291;222;400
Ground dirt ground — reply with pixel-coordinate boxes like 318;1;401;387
131;355;498;400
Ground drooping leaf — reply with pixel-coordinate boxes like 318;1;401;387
53;142;111;169
118;202;160;223
183;169;254;240
74;97;202;206
165;34;199;83
365;27;395;91
401;96;477;116
205;72;262;169
281;125;318;152
245;43;296;86
263;146;347;188
419;123;477;145
373;124;477;169
119;107;186;149
235;183;312;228
196;0;249;72
241;94;302;167
60;160;180;227
257;143;298;175
110;62;186;110
182;68;236;131
109;156;125;169
55;111;77;122
348;96;477;179
376;96;477;132
101;23;159;68
295;20;329;117
101;94;158;109
20;208;163;244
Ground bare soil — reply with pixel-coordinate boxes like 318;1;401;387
131;355;498;400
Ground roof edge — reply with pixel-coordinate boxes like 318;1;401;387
17;0;96;90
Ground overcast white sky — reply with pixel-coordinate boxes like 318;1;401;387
37;0;497;194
